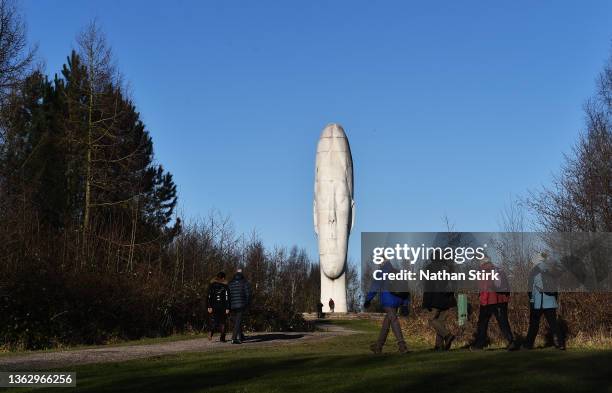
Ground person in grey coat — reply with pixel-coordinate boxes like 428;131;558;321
228;268;252;344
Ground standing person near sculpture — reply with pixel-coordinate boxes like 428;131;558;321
422;256;456;350
524;254;565;350
470;257;519;351
207;271;230;342
228;268;252;344
316;301;324;318
328;298;335;313
363;260;410;354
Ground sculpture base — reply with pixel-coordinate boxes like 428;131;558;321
321;270;347;313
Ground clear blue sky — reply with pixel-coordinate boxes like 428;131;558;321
23;1;612;263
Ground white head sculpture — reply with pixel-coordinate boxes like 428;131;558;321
314;123;354;312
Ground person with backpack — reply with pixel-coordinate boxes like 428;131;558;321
228;268;252;344
470;257;519;351
363;260;410;354
524;254;565;350
207;271;230;342
422;256;456;351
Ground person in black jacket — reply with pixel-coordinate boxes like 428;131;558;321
228;268;252;344
422;256;457;350
207;271;230;342
316;301;324;319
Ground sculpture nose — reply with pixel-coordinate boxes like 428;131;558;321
328;210;336;224
328;191;336;238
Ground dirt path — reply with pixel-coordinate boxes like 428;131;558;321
0;322;356;371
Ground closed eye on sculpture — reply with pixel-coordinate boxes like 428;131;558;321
335;187;349;204
316;194;329;205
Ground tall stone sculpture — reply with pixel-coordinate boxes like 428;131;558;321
314;123;354;313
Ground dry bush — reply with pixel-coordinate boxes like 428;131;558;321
400;293;612;348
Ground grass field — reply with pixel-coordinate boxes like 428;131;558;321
6;319;612;393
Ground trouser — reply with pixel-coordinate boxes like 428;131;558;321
231;309;244;340
211;309;227;336
376;307;406;347
474;303;514;347
428;308;450;348
525;307;563;347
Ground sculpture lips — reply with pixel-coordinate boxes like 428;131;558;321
314;123;354;280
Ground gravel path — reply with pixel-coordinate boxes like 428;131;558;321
0;322;356;371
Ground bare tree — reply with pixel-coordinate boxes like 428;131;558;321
528;46;612;233
495;198;536;290
74;21;119;238
69;21;166;270
345;259;361;312
499;197;529;233
0;0;35;103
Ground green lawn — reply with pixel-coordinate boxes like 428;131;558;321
7;320;612;393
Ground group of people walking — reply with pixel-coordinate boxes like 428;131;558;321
364;254;565;354
206;269;252;344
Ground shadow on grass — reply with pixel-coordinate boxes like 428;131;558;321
244;333;305;343
48;346;612;393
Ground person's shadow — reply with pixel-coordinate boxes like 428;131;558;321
244;333;305;343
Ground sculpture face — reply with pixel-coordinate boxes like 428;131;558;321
314;123;354;280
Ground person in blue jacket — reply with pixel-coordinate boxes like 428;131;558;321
524;255;565;350
363;260;410;354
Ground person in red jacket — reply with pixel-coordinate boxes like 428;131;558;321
470;257;519;351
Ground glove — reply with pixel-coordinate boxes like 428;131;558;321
363;300;371;309
399;305;410;317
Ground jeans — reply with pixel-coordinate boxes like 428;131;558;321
231;309;244;340
474;303;514;347
376;307;406;347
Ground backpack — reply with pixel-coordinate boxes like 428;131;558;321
213;285;225;302
495;269;511;296
209;282;227;307
541;270;559;298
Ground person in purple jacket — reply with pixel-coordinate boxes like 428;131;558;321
363;260;410;354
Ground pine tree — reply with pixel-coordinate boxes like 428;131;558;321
0;71;69;228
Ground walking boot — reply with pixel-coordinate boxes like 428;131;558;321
507;341;520;351
444;334;455;351
554;338;566;351
369;342;382;354
398;341;410;354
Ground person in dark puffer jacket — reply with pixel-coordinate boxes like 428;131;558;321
228;268;252;344
422;256;457;351
207;271;230;342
